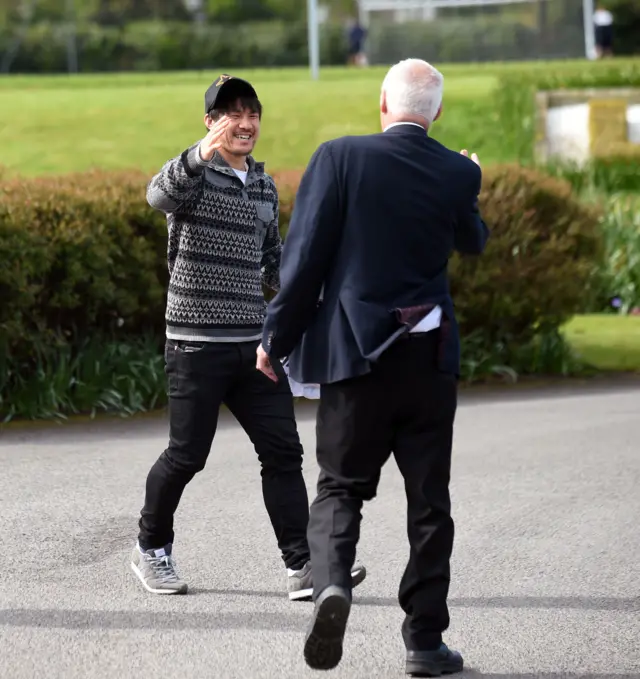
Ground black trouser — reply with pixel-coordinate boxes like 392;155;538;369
138;339;310;570
307;332;457;650
595;25;613;51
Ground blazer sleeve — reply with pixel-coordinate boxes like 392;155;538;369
453;162;490;255
262;142;342;359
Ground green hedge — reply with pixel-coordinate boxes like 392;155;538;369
0;171;168;351
0;20;348;73
5;16;638;74
0;164;607;420
0;165;601;356
449;165;602;344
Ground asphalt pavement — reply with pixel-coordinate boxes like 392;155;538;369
2;381;640;679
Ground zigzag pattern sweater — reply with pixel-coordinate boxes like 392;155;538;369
147;143;282;343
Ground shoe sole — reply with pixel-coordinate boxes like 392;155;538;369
303;591;351;670
289;566;367;602
130;561;188;595
406;659;464;677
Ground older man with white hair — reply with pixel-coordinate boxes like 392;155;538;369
257;58;489;676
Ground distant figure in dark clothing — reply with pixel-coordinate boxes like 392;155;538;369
347;20;367;66
594;5;614;58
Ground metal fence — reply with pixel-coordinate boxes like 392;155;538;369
358;0;591;64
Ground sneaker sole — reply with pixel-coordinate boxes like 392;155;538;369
289;566;367;602
130;561;188;595
406;659;464;677
303;589;351;670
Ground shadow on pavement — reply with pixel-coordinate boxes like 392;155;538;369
190;590;640;613
359;594;640;612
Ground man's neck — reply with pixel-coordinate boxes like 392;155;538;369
383;115;429;132
218;149;249;171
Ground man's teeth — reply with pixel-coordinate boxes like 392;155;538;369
235;135;251;140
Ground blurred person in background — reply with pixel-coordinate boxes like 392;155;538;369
347;18;368;66
257;58;489;676
130;73;366;601
594;4;614;58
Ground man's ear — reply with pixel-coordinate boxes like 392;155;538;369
434;103;443;122
380;89;388;115
204;113;213;130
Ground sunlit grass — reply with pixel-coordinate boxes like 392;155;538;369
0;65;506;177
564;314;640;372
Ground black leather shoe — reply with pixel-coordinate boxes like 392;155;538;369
303;585;351;671
406;644;464;676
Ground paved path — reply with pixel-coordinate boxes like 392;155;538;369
2;383;640;679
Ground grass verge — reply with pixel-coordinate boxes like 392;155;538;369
564;314;640;372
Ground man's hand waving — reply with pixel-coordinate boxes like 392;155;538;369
199;116;230;162
460;149;480;166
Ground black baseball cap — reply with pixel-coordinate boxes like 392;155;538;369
204;74;258;114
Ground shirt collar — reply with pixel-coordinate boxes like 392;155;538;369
383;121;427;133
209;150;265;182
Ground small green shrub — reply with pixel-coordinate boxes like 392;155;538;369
459;327;589;385
0;170;168;357
597;193;640;314
0;20;348;73
0;332;167;423
546;152;640;195
449;164;602;344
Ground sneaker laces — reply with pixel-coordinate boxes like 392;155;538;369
146;554;180;584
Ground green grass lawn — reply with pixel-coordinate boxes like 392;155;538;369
564;314;640;372
0;65;505;177
0;60;593;178
2;58;637;177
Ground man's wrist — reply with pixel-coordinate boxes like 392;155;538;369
261;329;276;357
182;144;208;177
195;143;211;166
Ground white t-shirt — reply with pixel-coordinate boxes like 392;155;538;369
233;168;248;184
594;9;613;26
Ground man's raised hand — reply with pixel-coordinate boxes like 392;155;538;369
199;116;230;162
460;149;480;167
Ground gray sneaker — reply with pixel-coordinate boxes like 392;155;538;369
287;561;367;601
130;543;188;595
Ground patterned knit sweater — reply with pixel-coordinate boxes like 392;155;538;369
146;142;282;343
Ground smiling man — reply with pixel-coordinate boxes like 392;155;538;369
128;75;368;600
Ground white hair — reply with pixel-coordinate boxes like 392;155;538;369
381;58;444;124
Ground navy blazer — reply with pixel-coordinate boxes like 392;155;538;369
262;123;489;384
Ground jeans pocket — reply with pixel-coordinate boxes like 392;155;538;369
175;340;206;354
